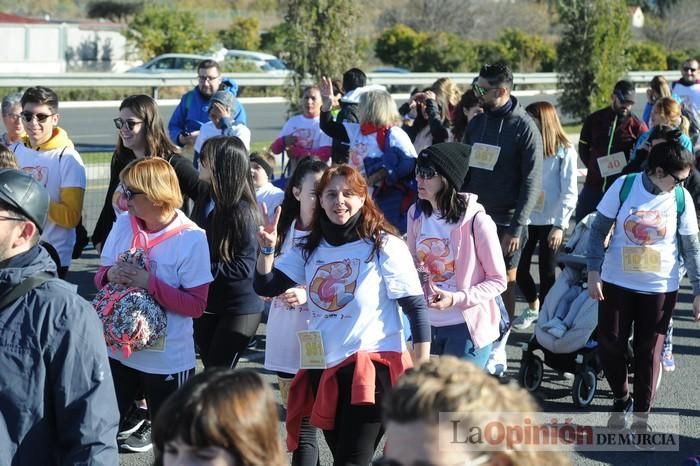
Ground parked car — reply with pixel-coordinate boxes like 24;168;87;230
223;50;288;75
126;53;213;73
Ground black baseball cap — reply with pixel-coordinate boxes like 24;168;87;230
0;169;49;233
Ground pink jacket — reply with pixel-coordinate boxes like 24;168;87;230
407;194;507;349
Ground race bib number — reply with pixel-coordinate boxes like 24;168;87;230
469;143;501;171
297;330;326;369
622;246;661;273
532;191;545;213
597;152;626;178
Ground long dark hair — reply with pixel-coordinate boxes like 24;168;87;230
646;138;694;175
451;90;479;143
276;157;328;255
415;173;467;224
301;164;398;262
200;136;261;263
115;94;179;164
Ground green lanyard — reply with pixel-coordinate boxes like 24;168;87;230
602;115;619;192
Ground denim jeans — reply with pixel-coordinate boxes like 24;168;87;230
430;322;493;369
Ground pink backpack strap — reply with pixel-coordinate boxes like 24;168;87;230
129;214;191;253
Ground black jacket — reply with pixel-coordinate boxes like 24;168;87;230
92;151;206;248
0;246;119;465
331;101;360;164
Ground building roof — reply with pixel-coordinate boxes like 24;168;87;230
0;13;49;24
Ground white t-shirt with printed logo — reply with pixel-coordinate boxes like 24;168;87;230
598;175;698;293
278;114;332;152
264;222;311;374
100;210;214;374
13;144;86;268
274;234;422;368
415;213;464;327
343;124;416;177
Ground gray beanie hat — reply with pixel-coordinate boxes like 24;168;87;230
209;90;236;111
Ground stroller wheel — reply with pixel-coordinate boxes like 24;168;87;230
572;367;597;407
518;355;543;392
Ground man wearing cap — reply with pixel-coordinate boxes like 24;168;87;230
0;169;119;465
576;80;648;221
193;89;252;167
168;59;247;151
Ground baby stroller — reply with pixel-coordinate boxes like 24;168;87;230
518;213;663;407
518;214;603;407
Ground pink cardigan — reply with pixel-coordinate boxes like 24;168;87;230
407;194;507;348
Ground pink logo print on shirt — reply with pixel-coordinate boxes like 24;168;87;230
309;259;360;312
623;210;667;245
22;166;48;186
416;237;455;282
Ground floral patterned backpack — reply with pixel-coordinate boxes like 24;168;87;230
92;216;190;357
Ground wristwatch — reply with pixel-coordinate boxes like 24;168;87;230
261;246;275;255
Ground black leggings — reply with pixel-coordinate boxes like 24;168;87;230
308;362;390;466
193;312;261;368
516;224;557;304
109;358;194;421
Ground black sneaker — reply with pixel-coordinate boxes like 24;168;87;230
118;405;147;439
607;396;634;429
121;420;152;453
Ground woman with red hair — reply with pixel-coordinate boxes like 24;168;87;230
254;164;430;465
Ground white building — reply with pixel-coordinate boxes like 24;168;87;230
0;13;130;74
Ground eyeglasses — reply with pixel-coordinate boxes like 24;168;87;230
3;113;21;122
198;75;220;83
415;165;438;180
669;172;689;186
20;111;55;123
683;67;697;72
0;214;24;222
121;184;145;200
471;82;497;97
113;118;142;131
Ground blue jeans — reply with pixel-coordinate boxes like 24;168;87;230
430;322;493;368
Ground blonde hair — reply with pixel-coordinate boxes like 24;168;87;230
384;356;572;466
525;101;570;158
120;157;183;212
432;77;462;107
649;76;672;100
653;97;690;135
359;90;401;126
0;144;18;169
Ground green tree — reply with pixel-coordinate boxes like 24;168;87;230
557;0;631;121
375;24;426;70
498;28;557;72
260;23;291;56
124;5;216;60
625;42;668;70
475;41;510;68
415;33;478;72
219;16;261;51
87;1;142;22
283;0;361;113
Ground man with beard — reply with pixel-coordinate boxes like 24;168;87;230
576;80;648;221
461;63;543;376
0;169;119;465
672;58;700;113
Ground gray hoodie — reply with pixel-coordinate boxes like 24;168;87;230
461;96;543;236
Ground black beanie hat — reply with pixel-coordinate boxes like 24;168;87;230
417;143;471;189
250;153;274;180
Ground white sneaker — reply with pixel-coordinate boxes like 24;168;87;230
486;332;509;376
541;316;563;330
547;321;568;339
512;308;539;330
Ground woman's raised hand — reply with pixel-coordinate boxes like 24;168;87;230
257;202;282;249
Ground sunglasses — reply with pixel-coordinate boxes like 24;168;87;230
121;184;145;200
113;118;142;131
669;172;689;186
683;67;697;72
415;165;438;180
20;111;55;123
471;82;498;97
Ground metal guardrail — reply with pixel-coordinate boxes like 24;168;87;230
0;71;680;97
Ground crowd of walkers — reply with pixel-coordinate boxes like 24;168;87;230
1;56;700;466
